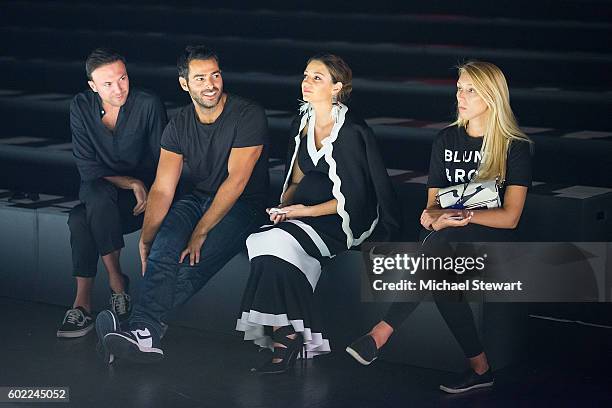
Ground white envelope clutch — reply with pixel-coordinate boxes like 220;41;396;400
437;180;501;209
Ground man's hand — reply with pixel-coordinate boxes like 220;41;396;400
139;239;151;276
179;231;208;266
103;176;149;216
131;179;148;216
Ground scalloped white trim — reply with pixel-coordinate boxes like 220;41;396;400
280;103;377;248
236;311;331;358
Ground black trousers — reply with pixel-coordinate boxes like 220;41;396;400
384;224;514;358
68;179;144;278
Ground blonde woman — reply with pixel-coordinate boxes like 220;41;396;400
347;61;532;393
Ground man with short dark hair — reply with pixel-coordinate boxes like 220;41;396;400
97;45;269;363
57;48;167;338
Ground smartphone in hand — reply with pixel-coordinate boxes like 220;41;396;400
268;207;288;214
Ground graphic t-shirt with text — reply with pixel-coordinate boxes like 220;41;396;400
427;125;532;202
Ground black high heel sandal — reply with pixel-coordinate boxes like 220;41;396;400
252;325;304;374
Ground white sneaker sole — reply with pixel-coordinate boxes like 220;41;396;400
439;380;494;394
345;346;377;366
56;323;94;338
104;332;163;363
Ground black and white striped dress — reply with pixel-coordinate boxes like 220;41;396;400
236;103;400;356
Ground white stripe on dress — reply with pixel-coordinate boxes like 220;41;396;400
246;227;322;291
284;219;333;258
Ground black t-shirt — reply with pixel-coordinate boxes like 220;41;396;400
427;125;532;200
161;94;269;208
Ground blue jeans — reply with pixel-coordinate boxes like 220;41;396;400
129;193;266;339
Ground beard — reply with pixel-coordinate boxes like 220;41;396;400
190;87;223;109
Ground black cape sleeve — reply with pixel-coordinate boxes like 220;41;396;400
330;119;402;246
281;109;401;247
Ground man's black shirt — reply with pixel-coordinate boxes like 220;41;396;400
70;88;167;182
161;94;269;209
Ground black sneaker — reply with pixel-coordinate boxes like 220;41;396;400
346;334;379;365
57;307;94;338
439;369;494;394
104;327;164;363
95;310;119;364
110;274;131;321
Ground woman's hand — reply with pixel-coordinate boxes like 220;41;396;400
283;204;311;219
431;210;473;231
420;209;439;230
421;208;470;230
267;206;287;224
266;204;311;224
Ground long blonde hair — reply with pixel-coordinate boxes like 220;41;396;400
452;61;531;184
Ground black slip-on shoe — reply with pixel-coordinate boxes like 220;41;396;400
439;369;494;394
346;334;378;366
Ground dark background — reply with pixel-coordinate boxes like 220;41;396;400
0;1;611;406
1;0;611;195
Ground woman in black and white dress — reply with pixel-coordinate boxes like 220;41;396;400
236;54;400;374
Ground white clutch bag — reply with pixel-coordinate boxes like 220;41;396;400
436;180;501;209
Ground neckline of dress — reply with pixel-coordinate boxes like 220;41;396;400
298;103;348;166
